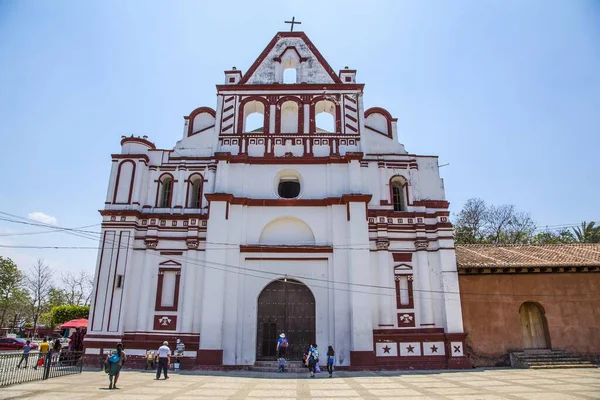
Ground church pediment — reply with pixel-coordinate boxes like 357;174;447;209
239;32;342;85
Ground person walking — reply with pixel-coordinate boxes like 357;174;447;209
105;343;126;390
155;341;171;380
326;346;335;378
17;340;31;368
276;333;288;359
304;343;319;378
34;338;49;370
51;338;62;365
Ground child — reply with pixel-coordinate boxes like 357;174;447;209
278;357;286;373
326;346;335;378
145;350;155;370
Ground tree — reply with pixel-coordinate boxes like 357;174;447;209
532;229;576;244
572;221;600;243
50;305;90;326
48;287;69;308
453;199;536;244
0;256;25;330
61;270;93;306
454;198;488;244
25;259;53;338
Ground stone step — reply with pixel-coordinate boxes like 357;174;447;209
510;350;598;369
529;364;598;369
248;366;312;373
516;357;591;362
254;361;304;367
529;360;592;365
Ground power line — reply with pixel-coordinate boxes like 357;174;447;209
1;211;599;300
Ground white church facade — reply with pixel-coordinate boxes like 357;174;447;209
84;31;469;369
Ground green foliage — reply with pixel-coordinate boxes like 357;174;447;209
572;221;600;243
48;288;69;308
50;305;90;326
0;256;30;330
453;199;535;244
454;198;597;246
532;229;575;244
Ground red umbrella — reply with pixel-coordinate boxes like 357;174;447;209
59;318;88;329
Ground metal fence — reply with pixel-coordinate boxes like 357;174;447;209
0;350;83;387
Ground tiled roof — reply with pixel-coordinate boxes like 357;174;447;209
455;243;600;268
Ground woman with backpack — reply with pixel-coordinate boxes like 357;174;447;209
304;343;319;378
105;343;127;389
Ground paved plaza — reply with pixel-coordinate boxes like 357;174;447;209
0;368;599;399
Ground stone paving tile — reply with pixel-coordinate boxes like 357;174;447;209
446;395;509;400
427;387;484;395
461;379;512;386
2;368;599;399
574;392;600;399
246;389;298;397
309;389;360;397
367;388;427;397
511;393;591;400
538;383;594;391
358;382;408;389
486;385;545;393
0;390;34;400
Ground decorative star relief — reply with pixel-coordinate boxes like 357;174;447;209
406;345;415;353
430;345;438;353
383;345;391;354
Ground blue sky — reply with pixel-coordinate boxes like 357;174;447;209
0;0;599;276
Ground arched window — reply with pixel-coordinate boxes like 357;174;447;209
158;176;173;208
316;113;335;132
314;99;337;133
243;100;266;133
391;176;407;212
283;68;297;84
188;176;203;208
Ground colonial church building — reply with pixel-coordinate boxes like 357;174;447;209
84;31;469;369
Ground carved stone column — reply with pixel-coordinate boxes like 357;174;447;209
415;240;435;326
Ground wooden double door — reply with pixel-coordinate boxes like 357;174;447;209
256;279;315;361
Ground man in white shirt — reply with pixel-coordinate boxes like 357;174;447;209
155;341;171;380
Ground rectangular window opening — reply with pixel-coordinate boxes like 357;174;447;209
116;275;123;288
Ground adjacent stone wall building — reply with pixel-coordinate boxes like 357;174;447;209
456;243;600;366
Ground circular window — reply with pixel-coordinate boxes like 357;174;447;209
274;169;303;199
278;178;300;198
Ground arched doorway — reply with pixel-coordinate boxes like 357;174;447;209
256;278;315;361
519;302;550;349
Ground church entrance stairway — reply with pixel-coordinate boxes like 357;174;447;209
510;350;598;369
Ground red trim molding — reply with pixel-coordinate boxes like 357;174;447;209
205;193;371;207
186;107;216;137
154;266;181;312
240;245;333;253
120;136;156;149
112;160;136;204
365;107;393;139
413;200;450;209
